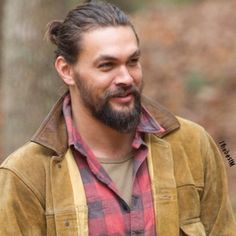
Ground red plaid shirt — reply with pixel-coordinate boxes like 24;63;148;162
63;94;165;236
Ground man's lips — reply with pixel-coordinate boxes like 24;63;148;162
110;93;134;103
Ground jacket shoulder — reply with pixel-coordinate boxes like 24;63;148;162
176;116;206;136
0;142;53;204
1;142;52;170
165;116;211;155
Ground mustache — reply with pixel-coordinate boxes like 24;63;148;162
105;86;140;99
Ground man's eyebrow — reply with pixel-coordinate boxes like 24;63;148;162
130;49;141;58
93;49;141;65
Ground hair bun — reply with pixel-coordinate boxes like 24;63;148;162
45;20;63;45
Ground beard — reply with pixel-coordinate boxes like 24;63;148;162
75;74;142;133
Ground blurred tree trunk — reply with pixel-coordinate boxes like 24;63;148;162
2;1;67;157
0;0;4;77
0;0;5;161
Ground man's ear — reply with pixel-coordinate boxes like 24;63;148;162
55;56;75;86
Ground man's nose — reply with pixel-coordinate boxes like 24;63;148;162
114;66;133;86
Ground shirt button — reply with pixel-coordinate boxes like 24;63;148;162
121;201;130;212
132;195;139;206
123;204;130;212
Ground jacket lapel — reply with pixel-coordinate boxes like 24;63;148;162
146;133;179;236
49;149;88;236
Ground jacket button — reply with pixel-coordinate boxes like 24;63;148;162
65;220;70;227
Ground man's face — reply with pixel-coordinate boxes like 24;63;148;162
71;26;143;133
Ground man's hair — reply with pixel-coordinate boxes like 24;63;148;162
46;0;139;64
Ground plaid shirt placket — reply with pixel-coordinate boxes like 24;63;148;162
63;94;164;235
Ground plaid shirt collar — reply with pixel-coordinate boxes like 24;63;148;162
63;93;165;152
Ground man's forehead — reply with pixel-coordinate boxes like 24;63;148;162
94;49;141;63
80;26;139;59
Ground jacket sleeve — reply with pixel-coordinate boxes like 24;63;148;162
200;131;236;235
0;168;46;236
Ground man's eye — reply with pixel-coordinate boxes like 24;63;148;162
98;62;114;70
128;58;139;66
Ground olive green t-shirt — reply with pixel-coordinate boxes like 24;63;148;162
97;153;134;205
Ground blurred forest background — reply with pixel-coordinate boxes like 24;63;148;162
0;0;235;213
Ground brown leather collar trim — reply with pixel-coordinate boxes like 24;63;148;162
31;94;180;156
141;96;180;138
31;93;68;156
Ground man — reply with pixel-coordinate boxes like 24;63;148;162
0;1;235;235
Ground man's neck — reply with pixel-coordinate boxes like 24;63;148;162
70;93;135;160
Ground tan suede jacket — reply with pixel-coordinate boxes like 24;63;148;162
0;95;236;236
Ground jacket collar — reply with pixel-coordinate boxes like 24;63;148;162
31;93;180;156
